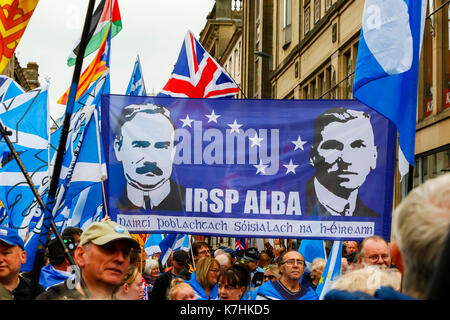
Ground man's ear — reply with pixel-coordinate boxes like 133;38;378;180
370;146;378;171
114;138;123;162
20;249;27;265
390;241;404;274
74;246;86;268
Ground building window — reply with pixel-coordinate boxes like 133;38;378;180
412;146;450;188
283;0;292;48
443;3;450;111
314;0;321;24
318;72;325;98
327;66;336;99
325;0;332;11
423;9;434;119
304;6;311;35
303;85;309;99
311;79;317;99
344;50;353;99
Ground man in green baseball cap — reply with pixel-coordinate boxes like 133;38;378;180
37;221;139;300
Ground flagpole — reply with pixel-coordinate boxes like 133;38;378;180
29;0;97;298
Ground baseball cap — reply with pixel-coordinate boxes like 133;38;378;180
0;228;24;250
47;236;77;259
243;247;260;263
173;250;189;266
79;221;139;249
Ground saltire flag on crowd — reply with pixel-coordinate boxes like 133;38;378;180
0;83;49;156
144;233;164;256
158;30;239;98
316;240;342;300
0;0;39;73
67;0;121;67
58;23;111;105
353;0;427;177
125;55;147;96
235;237;248;250
298;239;326;271
0;75;24;102
52;70;110;232
158;233;188;266
0;84;51;270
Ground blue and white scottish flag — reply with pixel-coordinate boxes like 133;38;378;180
0;75;24;103
144;233;164;256
0;84;49;152
298;239;326;270
102;96;397;241
353;0;427;170
126;55;147;96
316;240;343;300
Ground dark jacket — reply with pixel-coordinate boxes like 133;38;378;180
117;179;185;211
148;267;191;301
9;275;44;300
304;177;380;217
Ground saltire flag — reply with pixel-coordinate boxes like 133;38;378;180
0;75;24;102
235;237;248;251
158;30;239;98
125;55;147;96
0;83;49;153
26;71;110;272
316;240;343;300
144;233;164;256
158;233;191;266
67;0;121;67
58;22;111;105
298;239;326;271
52;70;110;231
0;144;52;271
353;0;428;176
0;0;39;73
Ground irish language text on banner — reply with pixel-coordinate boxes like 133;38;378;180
101;95;396;241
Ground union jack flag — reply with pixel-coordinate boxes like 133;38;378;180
158;30;239;98
235;237;248;251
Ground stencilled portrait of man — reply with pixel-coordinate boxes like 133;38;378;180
304;107;380;218
113;103;185;211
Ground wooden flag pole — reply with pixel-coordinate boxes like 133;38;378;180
28;0;97;298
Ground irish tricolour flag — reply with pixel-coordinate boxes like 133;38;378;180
67;0;122;67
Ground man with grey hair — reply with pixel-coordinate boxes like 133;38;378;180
305;107;379;217
114;103;185;211
391;174;450;299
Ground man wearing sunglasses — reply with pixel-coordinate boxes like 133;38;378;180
251;250;318;300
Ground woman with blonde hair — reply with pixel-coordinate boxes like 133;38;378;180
115;265;145;300
186;257;220;300
167;278;196;300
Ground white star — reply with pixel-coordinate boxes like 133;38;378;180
249;133;264;147
283;159;299;175
254;160;268;175
292;136;307;151
180;115;194;128
228;120;243;134
206;110;221;123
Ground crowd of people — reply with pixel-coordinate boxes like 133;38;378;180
0;174;448;300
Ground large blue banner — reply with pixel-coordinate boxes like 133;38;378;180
101;95;396;241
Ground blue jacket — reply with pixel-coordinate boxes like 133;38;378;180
324;286;415;300
251;280;318;300
186;272;219;300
